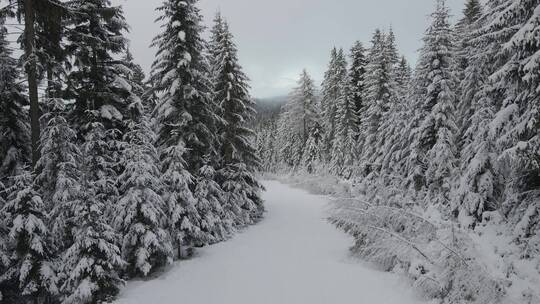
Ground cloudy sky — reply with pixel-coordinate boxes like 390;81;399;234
118;0;466;98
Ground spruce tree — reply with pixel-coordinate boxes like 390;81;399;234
160;143;200;258
1;172;58;303
359;29;397;175
454;0;484;135
330;55;359;177
0;16;30;185
483;0;540;249
348;41;367;118
409;0;457;212
451;0;503;225
59;123;125;304
152;0;220;256
276;70;319;171
152;0;218;173
65;0;141;133
211;18;264;225
193;160;229;242
115;116;173;276
320;48;341;159
377;56;412;178
123;48;148;107
35;100;82;251
294;71;323;173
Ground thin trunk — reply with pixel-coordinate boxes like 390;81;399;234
23;0;40;168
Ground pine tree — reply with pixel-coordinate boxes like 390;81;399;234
193;160;230;242
348;41;367;118
114;116;173;277
450;0;504;226
123;48;148;107
454;0;484;134
35;100;82;251
483;0;540;249
152;0;218;174
208;11;225;80
394;56;412;94
0;16;30;185
64;0;142;230
152;0;224;256
59;123;125;304
320;48;341;159
376;56;411;176
65;0;141;133
359;29;397;175
211;18;264;224
409;0;457;212
1;172;58;303
330;56;359;177
294;71;323;174
160;143;201;258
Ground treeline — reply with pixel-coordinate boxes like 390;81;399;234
0;0;263;303
256;0;538;301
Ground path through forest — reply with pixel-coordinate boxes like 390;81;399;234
115;180;425;304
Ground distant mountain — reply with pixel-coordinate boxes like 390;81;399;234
253;96;288;121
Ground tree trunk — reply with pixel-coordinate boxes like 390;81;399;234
23;0;40;168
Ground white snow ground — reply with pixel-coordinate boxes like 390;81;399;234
114;180;425;304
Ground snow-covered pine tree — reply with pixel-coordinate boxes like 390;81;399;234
293;70;323;173
377;56;412;181
0;16;30;186
256;119;279;173
152;0;224;251
208;11;225;80
160;142;201;258
483;0;540;251
358;29;397;175
1;172;57;303
115;115;173;277
276;115;304;169
301;125;323;174
211;18;264;225
409;0;457;212
193;159;230;243
59;123;125;304
394;56;412;95
276;70;316;170
35;99;82;251
123;48;149;108
152;0;219;174
290;70;319;143
348;41;367;118
385;28;400;69
330;58;359;177
320;48;340;160
454;0;484;138
369;28;401;172
65;0;141;134
64;0;143;231
451;0;504;226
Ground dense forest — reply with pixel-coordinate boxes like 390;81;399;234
0;0;538;303
0;0;263;303
255;0;539;303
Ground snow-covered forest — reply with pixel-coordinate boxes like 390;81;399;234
0;0;263;303
0;0;538;303
256;0;539;303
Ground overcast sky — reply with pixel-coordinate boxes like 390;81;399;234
117;0;466;98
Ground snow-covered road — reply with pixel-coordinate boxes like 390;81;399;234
114;180;424;304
